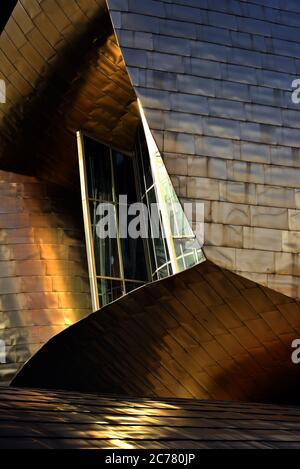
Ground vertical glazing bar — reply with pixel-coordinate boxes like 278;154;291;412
76;131;100;312
110;148;126;294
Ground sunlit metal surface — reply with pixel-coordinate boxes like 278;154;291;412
1;0;300;394
0;1;140;383
0;386;299;448
107;0;300;298
0;169;92;385
13;260;300;405
0;0;139;189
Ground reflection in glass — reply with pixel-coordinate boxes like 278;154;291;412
135;121;204;281
121;232;148;281
85;138;112;202
98;279;124;307
82;135;149;308
79;118;204;310
113;151;137;204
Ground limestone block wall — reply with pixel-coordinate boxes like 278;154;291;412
0;170;91;384
108;0;300;299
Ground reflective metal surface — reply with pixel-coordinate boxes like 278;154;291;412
13;260;300;405
2;386;300;448
0;1;140;382
0;169;92;384
107;0;300;298
0;0;139;189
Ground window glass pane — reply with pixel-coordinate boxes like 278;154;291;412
184;253;201;269
90;202;120;279
84;137;112;202
98;279;123;307
113;151;137;203
121;232;148;281
156;264;171;279
125;282;144;294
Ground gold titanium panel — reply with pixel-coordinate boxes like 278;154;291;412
13;260;300;404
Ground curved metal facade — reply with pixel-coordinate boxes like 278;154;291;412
108;0;300;298
0;0;139;381
1;0;300;396
13;260;300;404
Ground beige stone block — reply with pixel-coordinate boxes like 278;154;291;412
274;252;300;275
204;223;223;246
250;206;288;230
295;191;300;209
235;271;268;287
220;181;256;205
187;177;219;200
257;185;295;209
267;274;300;298
282;231;300;253
241;142;270;164
243;227;282;252
235;248;275;273
289;210;300;231
205;223;243;248
187;156;207;177
203;246;236;270
265;165;300;189
181;198;212;223
227;160;264;184
177;176;187;197
164;131;195;155
164;154;188;176
207;158;227;180
212;202;250;225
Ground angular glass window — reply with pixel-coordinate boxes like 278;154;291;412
77;111;205;310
